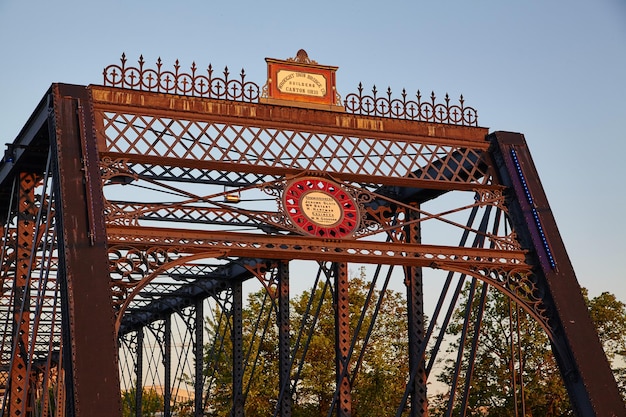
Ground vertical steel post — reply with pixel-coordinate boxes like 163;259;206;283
51;84;122;417
277;261;292;417
232;281;244;417
194;299;204;417
9;172;36;416
164;315;172;417
135;329;143;417
334;262;351;417
404;209;428;416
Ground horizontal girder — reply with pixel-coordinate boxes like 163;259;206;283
92;85;494;192
106;225;528;272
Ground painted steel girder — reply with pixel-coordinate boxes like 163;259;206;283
490;131;626;416
106;225;528;272
117;261;245;336
9;173;37;416
49;83;122;417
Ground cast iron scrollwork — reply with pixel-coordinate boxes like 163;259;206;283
242;260;280;300
103;54;479;127
109;245;177;306
344;84;479;126
472;266;553;336
103;54;260;102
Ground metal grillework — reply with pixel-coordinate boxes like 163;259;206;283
344;84;478;126
102;54;478;126
97;111;491;188
102;54;260;102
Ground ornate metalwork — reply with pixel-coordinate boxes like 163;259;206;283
96;110;492;189
242;260;280;299
108;245;178;307
344;84;479;126
102;54;478;127
286;49;317;65
102;54;260;102
281;177;361;238
106;226;527;271
468;268;551;335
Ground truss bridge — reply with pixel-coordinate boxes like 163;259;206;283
0;50;622;417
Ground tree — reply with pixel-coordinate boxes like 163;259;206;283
121;387;164;417
584;289;626;397
202;270;411;417
433;281;626;416
290;275;410;417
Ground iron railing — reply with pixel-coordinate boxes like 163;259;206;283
103;54;479;126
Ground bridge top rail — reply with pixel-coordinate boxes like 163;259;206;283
102;53;479;127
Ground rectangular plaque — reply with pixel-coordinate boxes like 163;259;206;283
261;50;344;111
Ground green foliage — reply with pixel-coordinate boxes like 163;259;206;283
432;282;626;416
203;273;410;417
123;276;626;416
121;387;164;417
584;290;626;397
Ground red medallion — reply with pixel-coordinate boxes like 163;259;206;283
283;178;359;238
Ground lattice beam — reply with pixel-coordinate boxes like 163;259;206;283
106;226;528;271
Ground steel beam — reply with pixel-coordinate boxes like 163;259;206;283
194;299;204;417
278;261;292;417
90;86;488;144
50;84;122;417
9;173;36;416
489;131;626;416
3;75;621;417
117;262;244;336
231;280;244;417
106;226;527;271
334;262;352;417
135;329;143;417
164;315;172;417
404;209;428;417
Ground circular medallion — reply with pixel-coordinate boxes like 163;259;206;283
283;177;359;238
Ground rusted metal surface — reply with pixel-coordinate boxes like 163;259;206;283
0;145;62;417
334;262;352;417
92;87;490;194
231;280;244;417
50;84;122;417
277;261;292;417
105;225;528;269
10;173;36;416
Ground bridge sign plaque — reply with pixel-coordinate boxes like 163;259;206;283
261;49;344;110
283;177;359;238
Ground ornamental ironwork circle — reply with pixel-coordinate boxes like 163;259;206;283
283;177;360;238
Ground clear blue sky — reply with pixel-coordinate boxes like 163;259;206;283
1;1;625;301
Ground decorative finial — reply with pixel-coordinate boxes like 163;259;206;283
287;49;318;65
